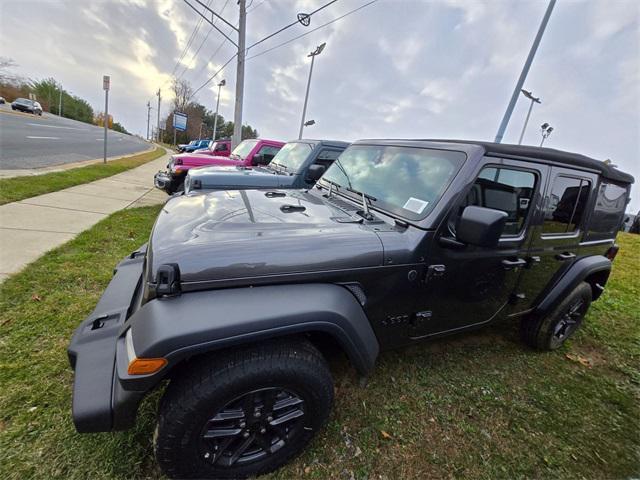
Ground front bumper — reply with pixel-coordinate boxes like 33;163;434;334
154;171;183;193
67;246;147;433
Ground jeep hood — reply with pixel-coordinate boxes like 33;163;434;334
188;166;293;191
147;189;383;285
173;152;242;168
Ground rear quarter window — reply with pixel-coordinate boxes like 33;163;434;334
586;181;629;241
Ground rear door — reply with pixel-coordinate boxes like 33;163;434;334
410;157;547;338
505;167;597;312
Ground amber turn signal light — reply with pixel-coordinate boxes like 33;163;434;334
127;357;167;375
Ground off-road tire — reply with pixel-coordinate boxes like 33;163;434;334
521;281;592;350
154;338;334;479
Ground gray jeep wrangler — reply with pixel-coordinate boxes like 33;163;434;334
68;139;633;479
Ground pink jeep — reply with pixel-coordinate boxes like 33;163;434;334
154;138;284;194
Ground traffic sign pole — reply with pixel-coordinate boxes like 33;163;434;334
103;75;110;164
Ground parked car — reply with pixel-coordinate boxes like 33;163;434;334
69;139;633;479
185;139;349;193
180;139;211;153
33;101;43;115
154;138;284;194
192;139;232;157
177;140;198;152
11;97;39;114
0;96;5;104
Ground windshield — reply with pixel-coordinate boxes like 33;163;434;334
231;139;258;160
16;98;32;105
321;145;465;219
269;142;314;172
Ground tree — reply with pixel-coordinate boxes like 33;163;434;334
0;57;18;83
172;77;193;113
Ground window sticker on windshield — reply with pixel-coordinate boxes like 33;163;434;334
403;197;429;214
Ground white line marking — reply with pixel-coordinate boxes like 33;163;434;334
26;136;61;140
26;123;87;131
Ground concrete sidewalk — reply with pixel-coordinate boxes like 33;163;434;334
0;152;170;282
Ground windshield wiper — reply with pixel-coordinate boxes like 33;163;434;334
346;187;377;221
320;178;341;198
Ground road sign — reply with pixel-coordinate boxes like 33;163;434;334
173;112;188;132
103;75;110;91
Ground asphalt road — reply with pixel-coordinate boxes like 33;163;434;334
0;105;151;169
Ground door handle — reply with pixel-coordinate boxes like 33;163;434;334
502;258;527;270
555;252;576;261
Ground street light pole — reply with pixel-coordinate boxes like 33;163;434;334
156;88;161;142
146;101;151;140
494;0;556;143
540;123;554;146
298;42;326;140
213;79;226;141
232;0;246;149
518;89;541;145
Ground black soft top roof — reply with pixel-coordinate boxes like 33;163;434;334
426;139;634;184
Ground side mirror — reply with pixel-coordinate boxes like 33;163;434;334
456;206;508;247
306;164;326;182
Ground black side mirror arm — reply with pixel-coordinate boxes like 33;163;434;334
438;236;466;249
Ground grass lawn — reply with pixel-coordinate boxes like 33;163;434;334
0;206;637;479
0;146;165;205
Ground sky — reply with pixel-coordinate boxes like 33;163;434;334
1;0;639;211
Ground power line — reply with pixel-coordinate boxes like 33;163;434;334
177;0;231;80
186;0;378;103
246;0;269;14
171;0;213;78
190;53;237;100
246;0;378;60
247;0;339;51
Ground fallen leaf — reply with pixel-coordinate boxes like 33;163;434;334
31;294;42;302
28;406;37;412
304;466;311;474
380;430;392;439
565;353;592;368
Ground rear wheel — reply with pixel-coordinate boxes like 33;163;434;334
521;281;592;350
155;339;334;479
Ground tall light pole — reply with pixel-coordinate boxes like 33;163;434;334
540;123;554;146
146;101;152;140
156;88;161;142
213;79;226;141
518;89;541;145
298;42;326;140
494;0;556;143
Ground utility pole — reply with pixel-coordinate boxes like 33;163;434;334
213;79;226;141
103;75;110;164
299;42;326;139
146;101;151;140
494;0;555;143
232;0;246;149
518;89;541;145
156;88;161;142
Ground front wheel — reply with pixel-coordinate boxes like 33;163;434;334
155;339;334;479
521;281;592;350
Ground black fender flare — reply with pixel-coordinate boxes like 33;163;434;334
120;283;380;391
533;255;611;316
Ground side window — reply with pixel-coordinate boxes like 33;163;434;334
258;145;280;159
587;181;628;239
315;149;342;168
460;166;537;236
215;143;228;152
543;176;590;235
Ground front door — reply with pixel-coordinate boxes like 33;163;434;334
409;157;548;339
